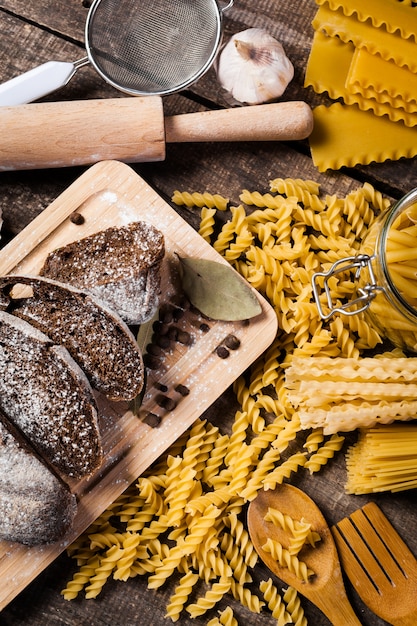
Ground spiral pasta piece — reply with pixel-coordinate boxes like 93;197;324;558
198;206;217;243
283;586;308;626
172;190;229;211
165;570;200;622
304;434;346;474
229;578;265;613
61;555;101;600
263;451;308;490
262;538;314;583
260;578;291;625
186;576;232;617
88;525;125;551
225;513;258;567
240;189;289;209
224;410;250;466
84;545;125;599
263;508;320;550
202;433;230;486
219;533;251;585
113;533;143;581
239;446;282;502
165;466;197;527
227;443;255;496
207;606;238;626
269;176;321;197
303;429;325;453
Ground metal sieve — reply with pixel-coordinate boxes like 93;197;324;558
0;0;233;106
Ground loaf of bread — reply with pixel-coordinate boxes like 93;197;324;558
0;275;144;401
40;221;165;325
0;412;77;545
0;310;102;479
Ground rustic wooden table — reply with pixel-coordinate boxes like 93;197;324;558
0;1;416;625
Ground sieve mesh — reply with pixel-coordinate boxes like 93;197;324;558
86;0;222;95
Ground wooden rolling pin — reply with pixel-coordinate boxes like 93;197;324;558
0;97;313;170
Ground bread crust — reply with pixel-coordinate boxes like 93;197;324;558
40;221;165;324
0;275;144;401
0;413;77;545
0;310;102;478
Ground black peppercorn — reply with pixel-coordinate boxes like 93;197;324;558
143;412;162;428
155;394;177;411
224;334;241;350
216;345;230;359
69;212;85;225
177;330;192;345
175;384;190;396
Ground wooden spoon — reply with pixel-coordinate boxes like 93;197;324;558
247;484;361;626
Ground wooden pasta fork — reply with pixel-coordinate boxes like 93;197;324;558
332;502;417;626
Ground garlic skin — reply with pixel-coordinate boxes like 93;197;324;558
216;28;294;105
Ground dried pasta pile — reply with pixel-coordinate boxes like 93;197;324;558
193;177;388;358
62;177;397;622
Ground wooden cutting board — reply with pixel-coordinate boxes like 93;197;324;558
0;160;277;610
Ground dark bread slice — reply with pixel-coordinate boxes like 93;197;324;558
0;412;77;545
0;310;101;478
40;221;165;325
0;275;144;401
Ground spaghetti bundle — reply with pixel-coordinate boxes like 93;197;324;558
346;423;417;493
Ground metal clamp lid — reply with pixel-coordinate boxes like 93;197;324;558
312;254;383;320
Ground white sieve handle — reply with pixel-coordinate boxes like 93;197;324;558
0;59;88;106
219;0;234;11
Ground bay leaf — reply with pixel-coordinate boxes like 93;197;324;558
129;369;147;416
130;317;157;416
178;256;262;321
136;310;159;353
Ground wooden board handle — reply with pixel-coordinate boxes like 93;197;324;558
165;101;314;143
0;98;313;171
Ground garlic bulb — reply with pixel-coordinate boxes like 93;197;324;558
215;28;294;105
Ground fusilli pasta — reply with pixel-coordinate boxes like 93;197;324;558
63;176;391;623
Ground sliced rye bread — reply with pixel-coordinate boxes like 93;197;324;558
0;412;77;545
40;221;165;325
0;310;102;479
0;275;144;401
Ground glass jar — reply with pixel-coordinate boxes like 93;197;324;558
312;187;417;354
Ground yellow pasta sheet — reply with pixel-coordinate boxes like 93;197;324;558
347;48;417;107
313;4;417;72
305;31;417;125
315;0;417;41
309;102;417;171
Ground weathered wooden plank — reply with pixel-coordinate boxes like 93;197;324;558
0;0;87;38
0;3;416;625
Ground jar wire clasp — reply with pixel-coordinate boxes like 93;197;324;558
312;254;382;320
